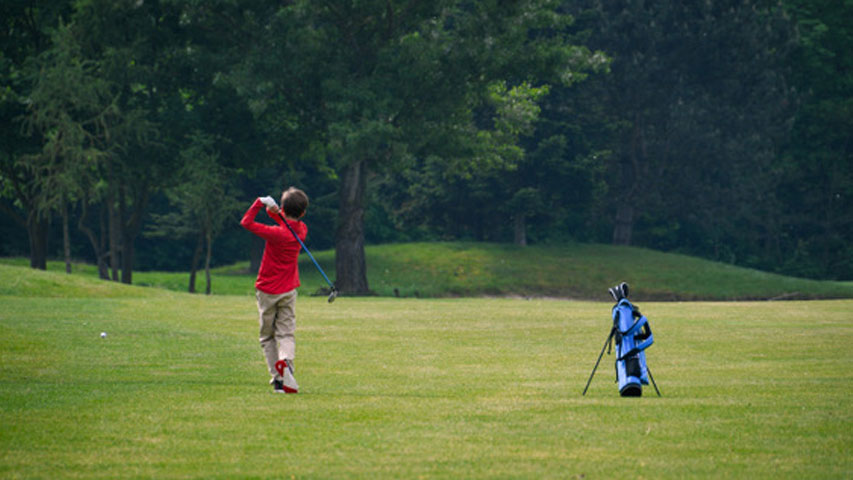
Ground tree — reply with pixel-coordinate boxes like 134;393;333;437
225;0;604;294
378;85;608;247
0;0;74;269
67;0;188;284
22;23;122;274
147;131;241;294
778;0;853;279
564;0;796;255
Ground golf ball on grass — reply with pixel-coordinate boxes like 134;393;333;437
100;332;107;338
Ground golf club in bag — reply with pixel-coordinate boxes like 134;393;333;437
582;282;660;397
274;209;338;303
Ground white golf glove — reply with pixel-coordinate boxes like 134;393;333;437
259;196;278;209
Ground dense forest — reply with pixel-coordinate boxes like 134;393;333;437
1;0;851;294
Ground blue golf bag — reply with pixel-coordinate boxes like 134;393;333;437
612;297;653;396
582;282;660;397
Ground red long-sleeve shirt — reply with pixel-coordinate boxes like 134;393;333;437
240;198;307;295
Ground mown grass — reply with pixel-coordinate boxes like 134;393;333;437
0;264;851;478
4;241;852;300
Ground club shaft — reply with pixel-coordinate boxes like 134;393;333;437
278;212;335;290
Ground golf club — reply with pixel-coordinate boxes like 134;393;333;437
275;209;338;303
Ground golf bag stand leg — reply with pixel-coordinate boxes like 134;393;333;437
646;366;662;397
582;327;615;396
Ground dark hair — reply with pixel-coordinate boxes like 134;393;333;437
281;187;309;218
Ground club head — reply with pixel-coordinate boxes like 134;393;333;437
327;288;338;303
608;282;630;302
608;286;620;302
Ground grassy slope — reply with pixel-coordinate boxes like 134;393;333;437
3;242;852;300
0;265;850;478
358;242;853;300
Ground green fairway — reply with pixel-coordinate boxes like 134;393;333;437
0;265;851;478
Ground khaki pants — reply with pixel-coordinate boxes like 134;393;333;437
256;288;297;380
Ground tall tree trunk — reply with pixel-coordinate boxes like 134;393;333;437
78;200;110;280
61;200;71;274
612;204;634;245
119;185;132;284
612;123;643;246
118;183;150;285
98;204;109;279
27;212;48;270
107;190;121;281
514;214;527;246
204;231;213;295
121;237;134;284
188;233;203;293
78;201;98;268
335;159;369;295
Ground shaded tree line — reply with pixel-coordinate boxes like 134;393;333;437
1;0;850;293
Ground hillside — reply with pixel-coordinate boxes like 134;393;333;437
241;242;853;301
3;242;852;300
0;263;168;298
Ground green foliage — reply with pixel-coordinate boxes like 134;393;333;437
147;131;241;240
562;0;798;252
22;22;137;214
474;81;550;169
218;0;608;292
779;0;853;279
0;1;77;268
1;0;851;282
145;131;243;292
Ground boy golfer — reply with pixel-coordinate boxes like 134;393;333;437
240;187;309;394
